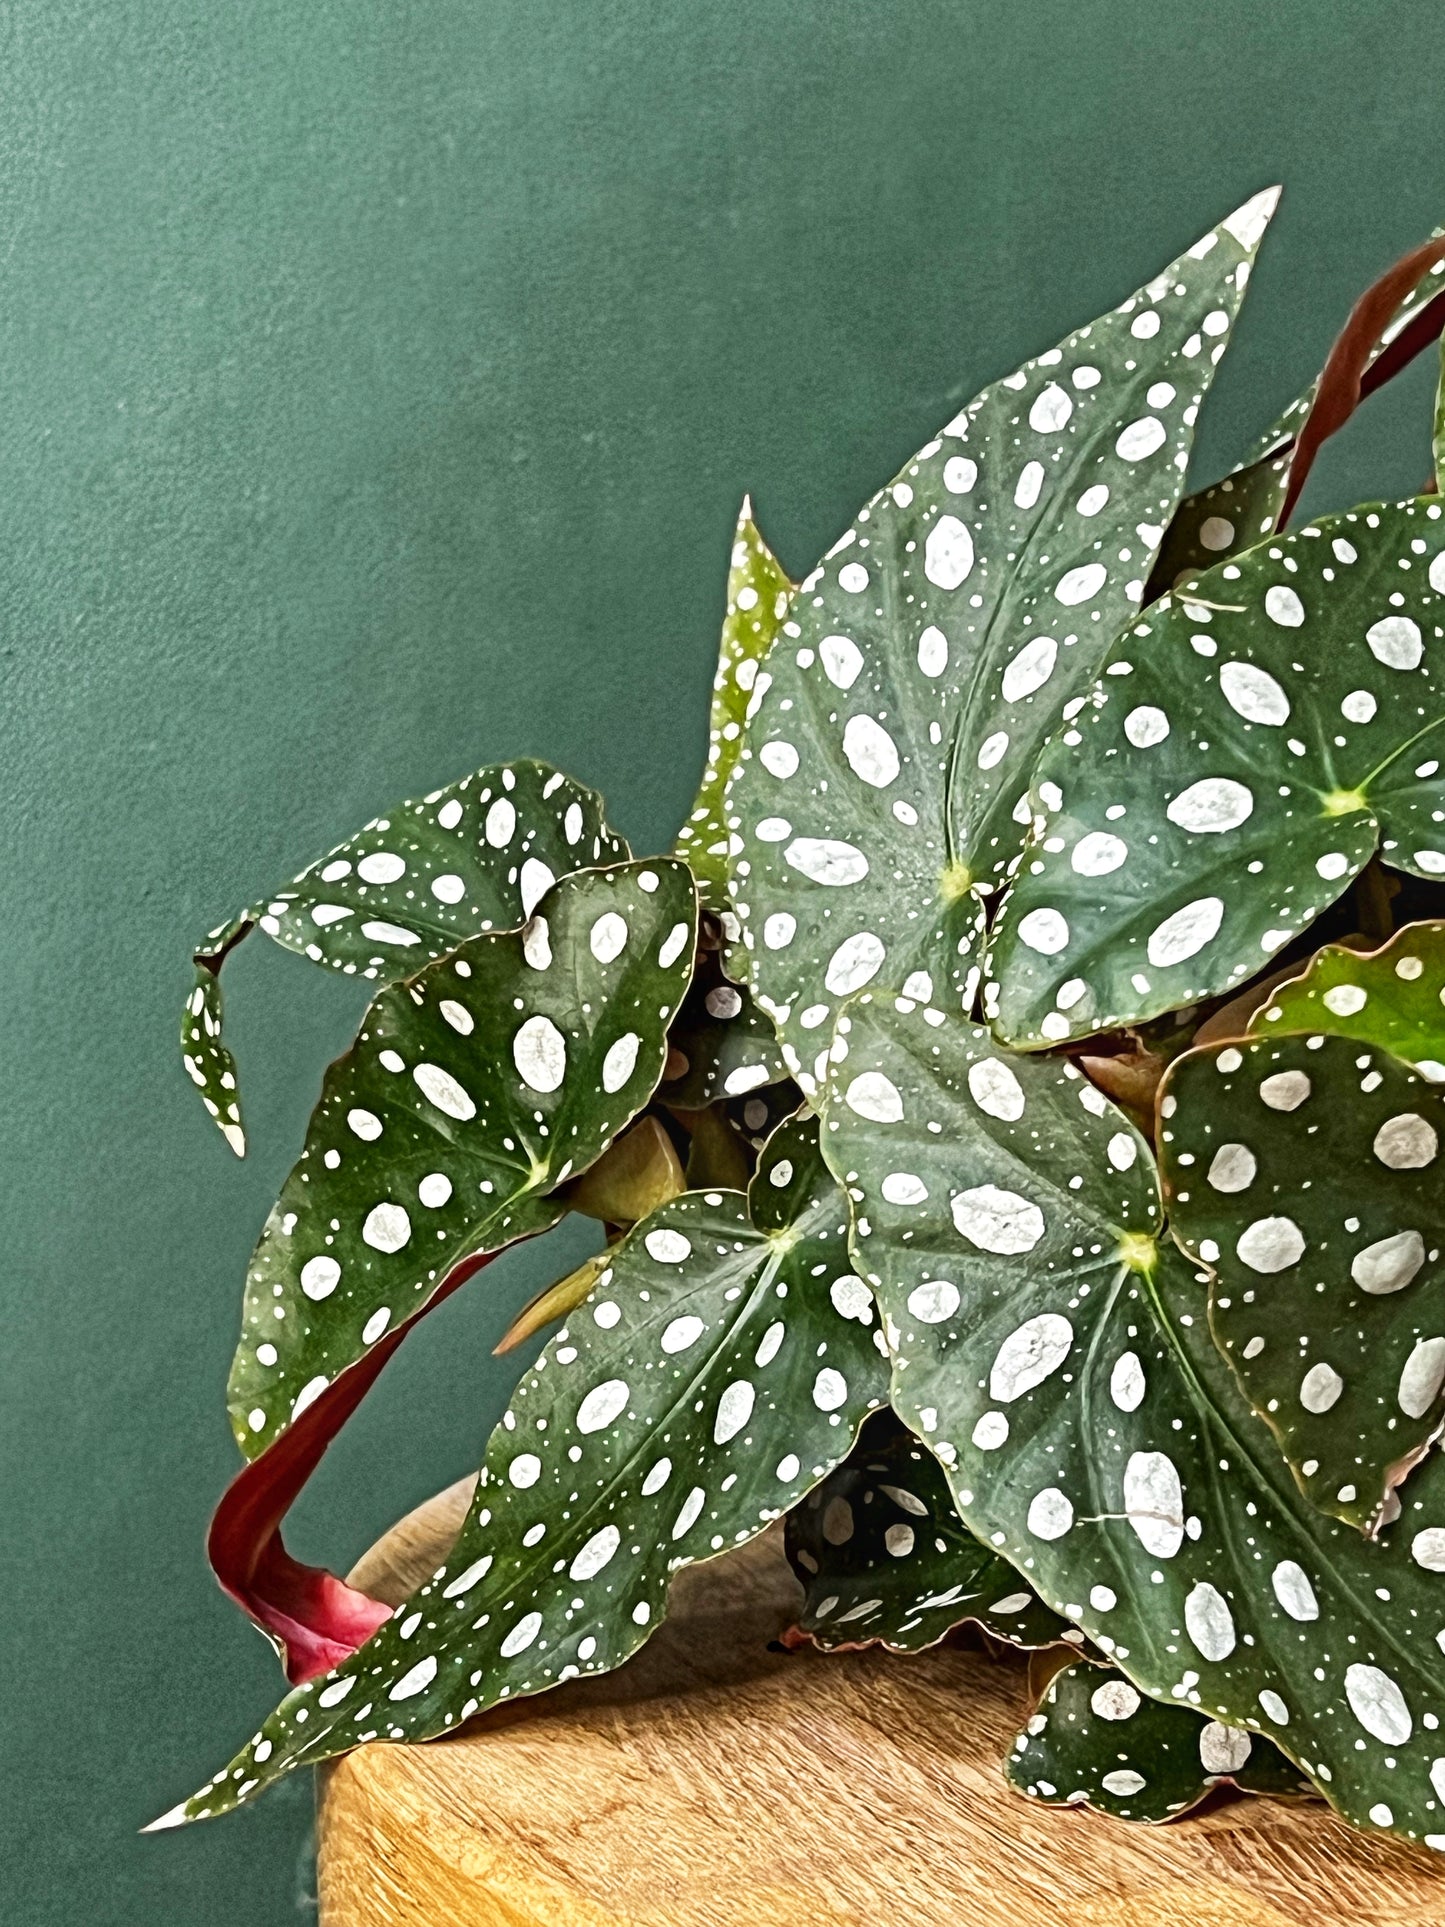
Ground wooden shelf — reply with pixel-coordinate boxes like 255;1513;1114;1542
315;1477;1444;1925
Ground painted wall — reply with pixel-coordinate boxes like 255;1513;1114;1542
3;2;1443;1917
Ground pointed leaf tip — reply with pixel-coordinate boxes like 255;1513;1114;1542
1221;185;1281;254
673;507;793;911
140;1802;191;1835
730;204;1268;1085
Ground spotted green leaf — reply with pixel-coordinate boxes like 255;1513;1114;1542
229;859;697;1457
1160;1032;1445;1532
1007;1658;1306;1822
657;938;786;1108
987;496;1445;1048
823;993;1445;1845
674;500;793;910
786;1411;1068;1653
1149;238;1445;595
186;761;628;1152
181;918;250;1155
152;1117;888;1826
1255;921;1445;1078
724;191;1279;1096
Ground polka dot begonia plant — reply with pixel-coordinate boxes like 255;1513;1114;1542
151;192;1445;1852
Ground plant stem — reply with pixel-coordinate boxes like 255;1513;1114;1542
1355;857;1395;942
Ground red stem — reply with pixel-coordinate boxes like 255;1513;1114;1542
207;1249;496;1684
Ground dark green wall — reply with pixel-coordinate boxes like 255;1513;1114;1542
3;2;1443;1918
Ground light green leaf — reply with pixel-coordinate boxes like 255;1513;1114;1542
186;760;628;1152
1254;920;1445;1077
786;1411;1068;1653
155;1117;888;1825
229;858;696;1456
988;497;1445;1048
1007;1658;1306;1822
1148;237;1445;595
823;992;1445;1843
674;500;793;910
1160;1030;1445;1531
725;191;1279;1096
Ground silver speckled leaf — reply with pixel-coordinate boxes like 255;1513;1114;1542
186;760;628;1152
153;1117;887;1826
988;497;1445;1048
1256;921;1445;1075
656;942;787;1108
1007;1658;1307;1822
229;859;696;1457
1161;1029;1445;1532
726;191;1279;1097
823;992;1445;1845
181;919;250;1155
786;1412;1068;1653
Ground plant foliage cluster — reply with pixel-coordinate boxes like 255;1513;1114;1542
154;191;1445;1848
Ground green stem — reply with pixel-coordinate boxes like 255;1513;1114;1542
1354;857;1395;942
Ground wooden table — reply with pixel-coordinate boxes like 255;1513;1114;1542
316;1477;1445;1926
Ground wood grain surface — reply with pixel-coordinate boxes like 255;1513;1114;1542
315;1478;1445;1926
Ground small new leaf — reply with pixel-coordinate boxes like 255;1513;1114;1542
1257;920;1445;1078
674;500;793;910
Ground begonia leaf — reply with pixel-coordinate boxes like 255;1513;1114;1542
1007;1658;1306;1822
1255;920;1445;1078
1148;234;1445;594
149;1116;888;1827
987;497;1445;1048
229;858;696;1459
726;192;1279;1095
674;500;793;910
785;1412;1068;1653
822;992;1445;1845
181;921;250;1155
657;937;787;1108
185;760;627;1151
1160;1030;1445;1532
